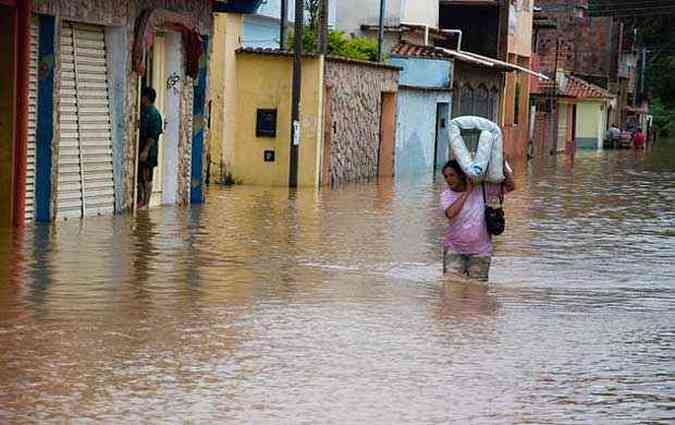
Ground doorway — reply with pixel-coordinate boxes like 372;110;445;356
142;34;167;208
378;92;396;178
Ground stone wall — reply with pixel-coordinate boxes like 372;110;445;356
324;59;399;185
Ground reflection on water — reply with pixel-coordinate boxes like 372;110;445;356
1;141;674;424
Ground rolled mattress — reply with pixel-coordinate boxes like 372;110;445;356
448;116;504;183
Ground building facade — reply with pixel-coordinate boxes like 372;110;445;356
223;49;400;187
439;0;535;162
3;0;219;226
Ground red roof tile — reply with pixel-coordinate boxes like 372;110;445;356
390;42;449;59
562;75;611;99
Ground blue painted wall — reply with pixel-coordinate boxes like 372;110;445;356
395;88;452;177
242;15;282;48
191;37;209;204
389;56;452;89
242;0;336;48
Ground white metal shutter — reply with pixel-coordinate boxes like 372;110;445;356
26;19;39;222
57;23;114;219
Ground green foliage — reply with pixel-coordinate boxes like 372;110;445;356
628;15;675;135
650;97;675;136
288;28;380;62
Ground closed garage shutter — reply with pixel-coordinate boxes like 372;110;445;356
26;19;38;222
57;23;114;219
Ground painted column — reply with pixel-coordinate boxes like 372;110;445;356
35;15;55;222
12;0;31;226
190;36;208;204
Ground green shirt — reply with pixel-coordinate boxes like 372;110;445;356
140;104;163;167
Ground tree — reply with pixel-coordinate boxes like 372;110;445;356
289;29;380;62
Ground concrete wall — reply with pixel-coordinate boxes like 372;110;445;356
335;0;402;37
389;57;452;89
0;7;15;227
232;53;323;187
324;59;399;185
507;0;533;58
401;0;438;28
395;88;451;176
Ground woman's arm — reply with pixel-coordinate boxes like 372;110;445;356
503;163;516;193
445;186;473;220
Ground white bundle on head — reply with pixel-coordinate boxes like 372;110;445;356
448;116;504;183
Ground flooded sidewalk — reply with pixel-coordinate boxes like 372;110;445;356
1;143;674;424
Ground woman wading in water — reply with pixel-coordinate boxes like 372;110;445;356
440;160;516;281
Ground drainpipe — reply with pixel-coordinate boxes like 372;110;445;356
440;29;462;51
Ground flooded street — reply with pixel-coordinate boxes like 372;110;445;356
1;142;674;424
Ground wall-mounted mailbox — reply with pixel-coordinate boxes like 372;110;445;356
264;150;275;162
256;108;277;137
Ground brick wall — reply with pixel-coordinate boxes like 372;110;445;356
534;0;618;83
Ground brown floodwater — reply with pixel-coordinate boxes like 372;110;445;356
1;141;674;424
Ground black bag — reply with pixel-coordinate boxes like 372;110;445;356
483;183;505;236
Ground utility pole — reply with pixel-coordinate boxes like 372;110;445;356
318;0;328;54
289;0;304;187
378;0;387;61
549;38;561;155
640;47;647;100
280;0;288;49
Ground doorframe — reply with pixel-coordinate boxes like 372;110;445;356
377;91;396;178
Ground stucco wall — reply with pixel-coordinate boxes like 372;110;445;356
575;100;605;149
209;13;243;183
388;57;452;89
395;88;451;176
324;59;399;184
233;53;323;187
242;15;280;48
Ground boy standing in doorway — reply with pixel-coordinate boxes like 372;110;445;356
137;87;163;209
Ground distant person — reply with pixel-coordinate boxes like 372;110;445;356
607;123;621;147
632;128;646;150
440;160;516;282
137;87;163;209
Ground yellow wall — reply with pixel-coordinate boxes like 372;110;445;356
233;53;323;187
208;13;243;183
575;101;602;139
0;7;15;227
